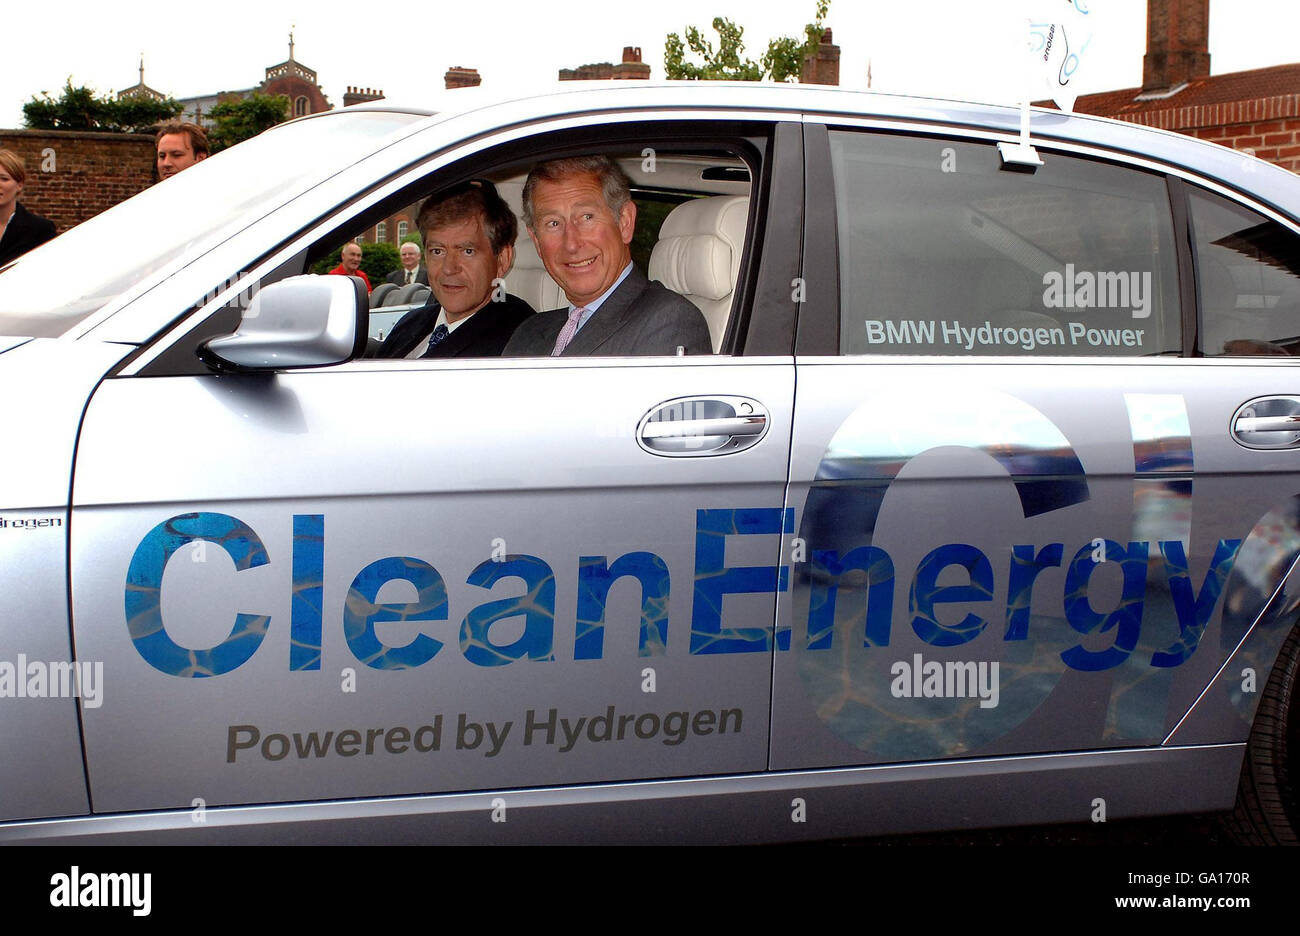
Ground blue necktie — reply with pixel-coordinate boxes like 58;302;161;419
421;324;450;358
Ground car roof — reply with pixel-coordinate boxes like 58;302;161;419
323;81;1300;223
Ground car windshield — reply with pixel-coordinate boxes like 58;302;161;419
0;110;422;338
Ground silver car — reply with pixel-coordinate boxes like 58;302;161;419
1;82;1298;844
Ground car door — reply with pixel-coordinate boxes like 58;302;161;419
67;114;802;814
771;122;1299;773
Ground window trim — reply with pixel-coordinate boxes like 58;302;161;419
796;122;837;356
1168;175;1200;358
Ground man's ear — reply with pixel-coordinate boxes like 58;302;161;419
618;200;636;245
496;243;515;279
197;152;208;163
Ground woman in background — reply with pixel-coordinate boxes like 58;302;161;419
0;148;56;266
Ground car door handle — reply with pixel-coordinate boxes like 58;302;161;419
640;415;767;439
1234;415;1300;432
637;396;770;456
1233;396;1300;449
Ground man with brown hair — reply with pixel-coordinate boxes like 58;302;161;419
155;121;210;180
374;180;534;359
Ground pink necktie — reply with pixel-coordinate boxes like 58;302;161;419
551;307;586;356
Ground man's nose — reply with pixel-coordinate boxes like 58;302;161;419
562;220;581;252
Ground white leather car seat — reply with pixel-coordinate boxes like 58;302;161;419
498;180;565;313
648;195;749;352
506;233;566;313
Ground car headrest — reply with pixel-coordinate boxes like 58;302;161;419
649;195;749;301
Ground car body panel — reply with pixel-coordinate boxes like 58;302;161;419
773;358;1300;768
0;338;134;821
0;83;1297;841
0;743;1243;844
71;357;793;811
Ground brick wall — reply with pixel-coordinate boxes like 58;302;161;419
1187;118;1300;171
0;129;156;232
1110;94;1300;174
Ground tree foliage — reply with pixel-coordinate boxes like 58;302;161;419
664;1;829;82
208;94;291;152
23;79;182;132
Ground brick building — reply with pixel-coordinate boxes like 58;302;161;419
558;47;651;81
179;33;341;127
1071;0;1300;174
355;68;484;248
117;57;167;103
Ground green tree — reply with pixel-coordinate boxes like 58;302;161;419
208;94;290;152
664;1;829;82
109;94;186;132
23;79;182;132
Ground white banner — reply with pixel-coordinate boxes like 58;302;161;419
1026;0;1095;112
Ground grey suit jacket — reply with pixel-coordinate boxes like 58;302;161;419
502;266;711;357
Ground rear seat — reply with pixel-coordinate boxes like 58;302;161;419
498;181;565;314
648;195;749;352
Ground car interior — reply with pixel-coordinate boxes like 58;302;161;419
354;150;754;356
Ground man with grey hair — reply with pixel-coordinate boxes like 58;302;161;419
503;155;710;357
385;241;428;286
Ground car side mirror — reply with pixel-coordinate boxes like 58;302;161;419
200;274;368;371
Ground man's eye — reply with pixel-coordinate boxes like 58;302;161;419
464;248;474;256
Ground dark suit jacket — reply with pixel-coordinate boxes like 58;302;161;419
502;266;711;357
374;293;535;359
385;266;429;287
0;202;57;266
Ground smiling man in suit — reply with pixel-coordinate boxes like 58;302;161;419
502;155;711;357
385;242;428;287
376;180;534;359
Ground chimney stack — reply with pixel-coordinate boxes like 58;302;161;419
445;67;482;90
343;86;384;107
800;27;840;86
1142;0;1211;92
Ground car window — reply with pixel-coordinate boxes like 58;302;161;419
1189;186;1300;356
325;146;756;358
830;132;1181;357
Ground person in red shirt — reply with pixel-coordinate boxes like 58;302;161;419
330;242;372;292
